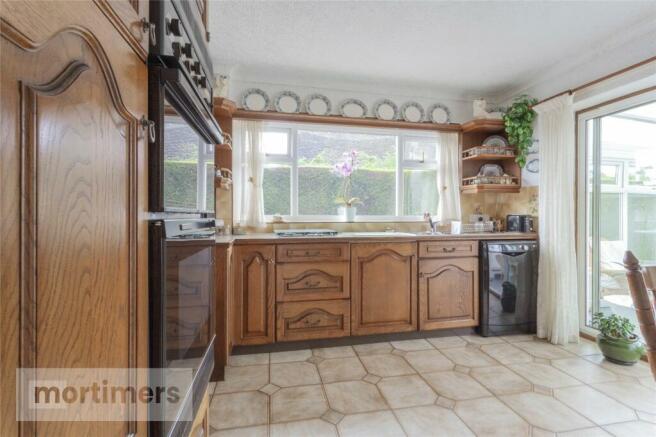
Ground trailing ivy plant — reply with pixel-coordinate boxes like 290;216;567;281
503;95;538;168
592;312;637;340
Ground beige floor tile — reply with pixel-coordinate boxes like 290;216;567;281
269;349;312;363
390;339;434;351
558;427;612;437
637;411;656;424
214;365;269;394
591;381;656;414
499;334;536;343
318;357;366;383
460;334;506;345
210;391;268;430
440;346;499;367
427;336;467;349
500;392;593;432
270;419;337;437
455;397;529;437
270;361;320;387
531;428;555;437
508;363;582;388
395;405;475;437
553;385;637;425
360;354;416;377
469;366;532;395
208;381;216;395
559;339;601;356
603;421;656;437
584;354;654;378
513;340;576;359
313;346;356;359
480;343;533;365
550;358;617;384
353;342;393;356
213;425;268;437
377;375;437;408
403;349;454;373
638;376;656;390
338;411;405;437
227;353;269;367
324;380;388;414
423;370;491;400
270;385;328;423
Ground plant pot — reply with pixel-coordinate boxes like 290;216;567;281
596;333;645;365
338;206;356;222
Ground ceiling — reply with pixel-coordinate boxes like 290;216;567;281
208;1;656;100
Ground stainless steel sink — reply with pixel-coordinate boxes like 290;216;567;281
342;231;416;237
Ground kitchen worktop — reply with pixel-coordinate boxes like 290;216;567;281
215;231;537;245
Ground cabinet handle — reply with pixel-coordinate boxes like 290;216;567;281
304;280;321;288
303;318;321;327
140;18;156;46
268;258;275;264
140;116;156;142
304;250;321;256
442;247;456;253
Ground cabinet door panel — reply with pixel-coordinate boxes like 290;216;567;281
233;245;275;345
276;262;349;302
277;300;350;342
419;258;479;330
351;243;417;335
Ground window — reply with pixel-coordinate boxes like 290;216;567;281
259;122;440;221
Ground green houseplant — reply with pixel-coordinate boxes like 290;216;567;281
503;95;537;168
591;312;645;365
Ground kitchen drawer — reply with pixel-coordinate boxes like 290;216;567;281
277;262;350;302
277;243;349;263
277;300;350;342
419;240;478;258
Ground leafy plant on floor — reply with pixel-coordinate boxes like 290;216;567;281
592;312;637;340
503;94;538;168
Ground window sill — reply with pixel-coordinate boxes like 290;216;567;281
265;216;428;224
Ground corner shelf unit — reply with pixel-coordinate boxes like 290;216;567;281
460;119;521;194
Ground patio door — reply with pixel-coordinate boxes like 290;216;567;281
577;92;656;336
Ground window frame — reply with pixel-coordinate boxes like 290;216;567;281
259;121;441;222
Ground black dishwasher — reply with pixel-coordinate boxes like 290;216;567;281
477;240;539;337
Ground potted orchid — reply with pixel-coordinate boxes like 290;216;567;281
333;150;361;222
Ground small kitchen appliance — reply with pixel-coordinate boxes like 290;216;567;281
506;214;534;232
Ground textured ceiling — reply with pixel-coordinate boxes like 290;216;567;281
208;1;656;99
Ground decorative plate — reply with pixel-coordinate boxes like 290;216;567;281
482;135;510;147
373;99;399;121
400;101;425;123
526;158;539;173
478;163;504;177
242;88;270;111
305;93;332;116
427;103;451;124
274;90;302;113
339;98;368;118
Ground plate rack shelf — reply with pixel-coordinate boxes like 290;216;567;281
460;119;521;194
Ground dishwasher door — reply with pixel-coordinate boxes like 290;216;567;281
478;241;539;336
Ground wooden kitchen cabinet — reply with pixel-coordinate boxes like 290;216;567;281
277;300;350;342
95;0;150;60
351;243;417;335
276;262;350;302
419;257;479;330
232;245;275;345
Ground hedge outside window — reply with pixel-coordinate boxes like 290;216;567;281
259;121;440;221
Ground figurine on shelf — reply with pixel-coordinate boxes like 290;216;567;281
473;98;504;120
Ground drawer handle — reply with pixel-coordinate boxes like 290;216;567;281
303;318;321;327
442;247;457;253
304;280;321;288
304;250;321;256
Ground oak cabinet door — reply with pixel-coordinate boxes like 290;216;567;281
419;258;479;330
276;262;350;302
276;300;350;342
232;245;275;345
95;0;150;59
351;243;417;335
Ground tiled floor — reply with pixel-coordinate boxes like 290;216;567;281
208;335;656;437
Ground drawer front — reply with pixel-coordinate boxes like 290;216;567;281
419;240;478;258
277;262;350;302
277;243;349;263
277;300;350;342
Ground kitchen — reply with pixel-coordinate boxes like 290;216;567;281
1;1;655;437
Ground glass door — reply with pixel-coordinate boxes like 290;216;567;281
578;94;656;336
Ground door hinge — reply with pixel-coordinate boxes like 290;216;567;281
140;116;156;143
141;18;156;46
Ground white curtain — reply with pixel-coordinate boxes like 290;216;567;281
534;94;580;345
436;131;461;223
232;120;265;228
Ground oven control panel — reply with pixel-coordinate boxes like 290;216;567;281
150;0;214;109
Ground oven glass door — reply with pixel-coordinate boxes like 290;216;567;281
165;240;214;371
163;95;215;213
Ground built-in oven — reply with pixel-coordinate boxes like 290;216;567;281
148;0;222;214
149;218;216;437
